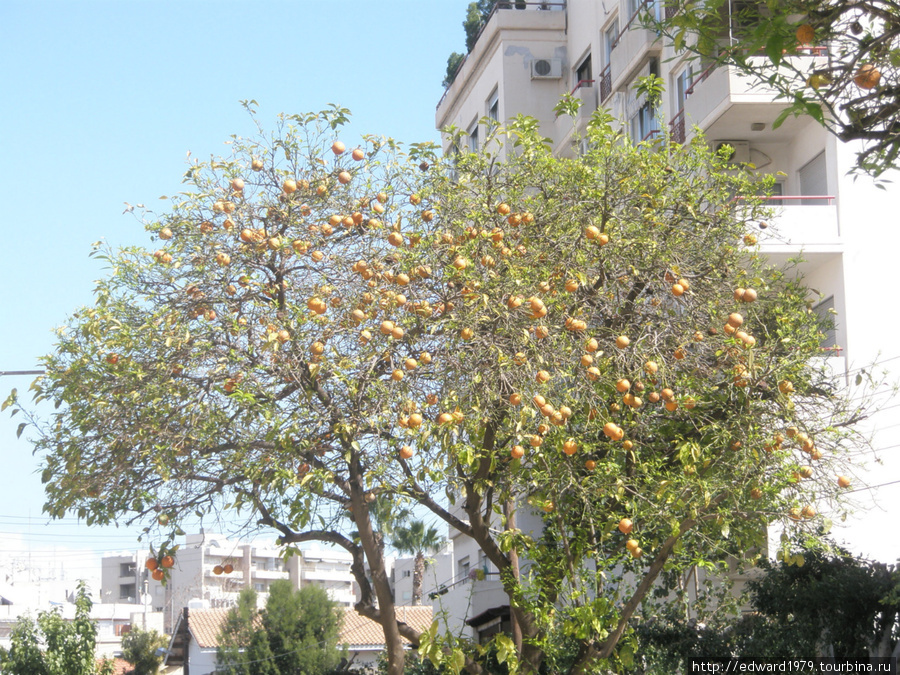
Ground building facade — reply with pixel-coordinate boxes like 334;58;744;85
435;0;900;641
101;534;357;633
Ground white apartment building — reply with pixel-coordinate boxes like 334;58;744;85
101;534;357;633
389;543;454;606
436;0;900;641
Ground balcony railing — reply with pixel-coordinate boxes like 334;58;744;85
429;571;502;598
599;64;612;102
735;195;836;206
669;108;685;143
570;79;594;95
610;0;657;51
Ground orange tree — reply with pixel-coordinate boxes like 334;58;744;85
8;105;872;674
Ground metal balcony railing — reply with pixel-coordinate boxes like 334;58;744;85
599;64;612;102
669;108;685;143
610;0;657;51
428;571;502;599
570;79;594;94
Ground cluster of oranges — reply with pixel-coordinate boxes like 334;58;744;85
145;555;175;581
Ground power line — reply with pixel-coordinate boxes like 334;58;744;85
845;478;900;494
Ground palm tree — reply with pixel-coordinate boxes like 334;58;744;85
391;521;444;605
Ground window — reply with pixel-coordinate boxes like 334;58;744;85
812;296;838;349
119;562;136;577
799;152;828;204
402;570;412;578
119;583;136;601
674;64;693;110
575;52;592;86
604;18;619;60
630;102;659;143
467;120;479;152
487;88;499;124
254;583;266;592
458;556;470;581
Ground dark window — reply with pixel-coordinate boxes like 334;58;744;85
119;562;136;577
487;89;499;123
119;583;136;600
576;53;592;84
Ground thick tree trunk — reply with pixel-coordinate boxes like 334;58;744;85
348;458;405;674
413;552;424;605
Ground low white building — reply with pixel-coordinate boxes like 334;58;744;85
162;605;433;673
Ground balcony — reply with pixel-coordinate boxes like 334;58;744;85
252;568;290;581
680;51;828;142
737;195;840;251
609;0;663;89
301;569;352;583
431;571;509;635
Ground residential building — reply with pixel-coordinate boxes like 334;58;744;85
390;542;454;606
436;0;900;642
0;598;163;659
100;534;357;633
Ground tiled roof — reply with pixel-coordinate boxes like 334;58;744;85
185;605;433;649
98;657;131;675
341;606;433;646
188;608;242;648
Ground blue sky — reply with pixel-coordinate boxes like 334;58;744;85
0;0;471;579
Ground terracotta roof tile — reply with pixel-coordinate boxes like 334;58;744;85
98;657;131;675
340;606;433;646
185;605;433;649
188;608;242;648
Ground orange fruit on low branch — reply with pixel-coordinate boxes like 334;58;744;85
854;64;881;89
795;24;815;45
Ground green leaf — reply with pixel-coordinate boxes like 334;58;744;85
765;33;785;66
16;422;26;439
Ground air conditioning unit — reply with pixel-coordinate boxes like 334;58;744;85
714;140;751;164
531;58;563;79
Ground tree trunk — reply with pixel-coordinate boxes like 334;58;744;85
413;552;424;605
348;458;405;674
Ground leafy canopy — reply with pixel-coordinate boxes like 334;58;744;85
10;104;876;673
216;581;344;675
